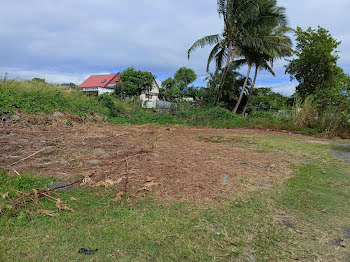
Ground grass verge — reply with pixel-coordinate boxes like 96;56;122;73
1;156;349;261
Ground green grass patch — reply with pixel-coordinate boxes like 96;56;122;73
1;156;349;261
276;163;350;223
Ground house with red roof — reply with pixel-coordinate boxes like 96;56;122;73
79;73;121;96
79;73;160;108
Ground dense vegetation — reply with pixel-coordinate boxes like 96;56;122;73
0;79;332;135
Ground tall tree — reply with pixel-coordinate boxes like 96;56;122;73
285;26;349;116
188;0;263;105
232;0;293;113
188;0;291;108
174;67;197;92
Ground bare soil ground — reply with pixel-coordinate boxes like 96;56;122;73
0;115;293;201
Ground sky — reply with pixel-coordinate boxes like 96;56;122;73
0;0;349;97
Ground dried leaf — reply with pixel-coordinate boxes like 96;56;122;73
56;198;75;212
112;192;123;202
115;177;123;184
140;181;160;192
37;209;60;217
140;186;153;192
146;176;155;182
144;182;159;187
70;197;79;201
80;176;94;187
96;179;115;188
1;192;9;199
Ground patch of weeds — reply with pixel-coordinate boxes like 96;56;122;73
66;120;73;126
239;176;249;184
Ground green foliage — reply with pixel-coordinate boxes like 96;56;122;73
0;80;110;117
98;93;126;117
286;26;350;131
31;78;46;83
159;78;181;102
0;170;51;197
248;87;292;112
117;67;154;98
173;67;197;91
160;67;197;101
286;27;341;100
204;66;248;110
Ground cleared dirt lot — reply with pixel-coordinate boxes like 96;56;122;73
0;117;293;201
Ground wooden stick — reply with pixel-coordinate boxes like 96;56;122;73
13;169;21;176
10;148;46;166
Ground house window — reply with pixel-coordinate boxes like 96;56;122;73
146;94;152;99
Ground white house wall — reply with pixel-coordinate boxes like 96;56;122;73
98;88;114;95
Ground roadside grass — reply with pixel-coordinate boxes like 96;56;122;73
1;153;349;261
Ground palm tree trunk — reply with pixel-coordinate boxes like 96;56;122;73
242;65;258;116
214;44;233;106
233;65;252;114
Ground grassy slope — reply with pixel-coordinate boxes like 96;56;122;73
1;136;349;261
0;80;319;134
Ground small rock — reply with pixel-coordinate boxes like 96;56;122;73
0;130;10;135
44;146;56;154
247;249;256;261
93;148;110;157
60;159;69;166
329;238;345;248
222;174;229;184
343;227;350;240
17;139;27;143
53;111;64;118
47;115;53;121
87;159;101;165
1;115;10;122
258;182;272;188
48;181;74;191
281;217;296;229
11;115;20;121
210;225;221;233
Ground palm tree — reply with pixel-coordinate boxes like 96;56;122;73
240;52;276;115
189;0;291;107
188;0;267;106
232;0;293;114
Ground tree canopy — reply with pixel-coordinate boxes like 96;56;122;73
159;67;197;101
285;26;350;114
116;67;154;98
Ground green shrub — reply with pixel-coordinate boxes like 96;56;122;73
0;80;109;117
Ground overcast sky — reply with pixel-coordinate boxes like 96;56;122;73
0;0;349;96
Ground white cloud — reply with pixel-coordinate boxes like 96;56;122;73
0;0;349;93
256;82;297;97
